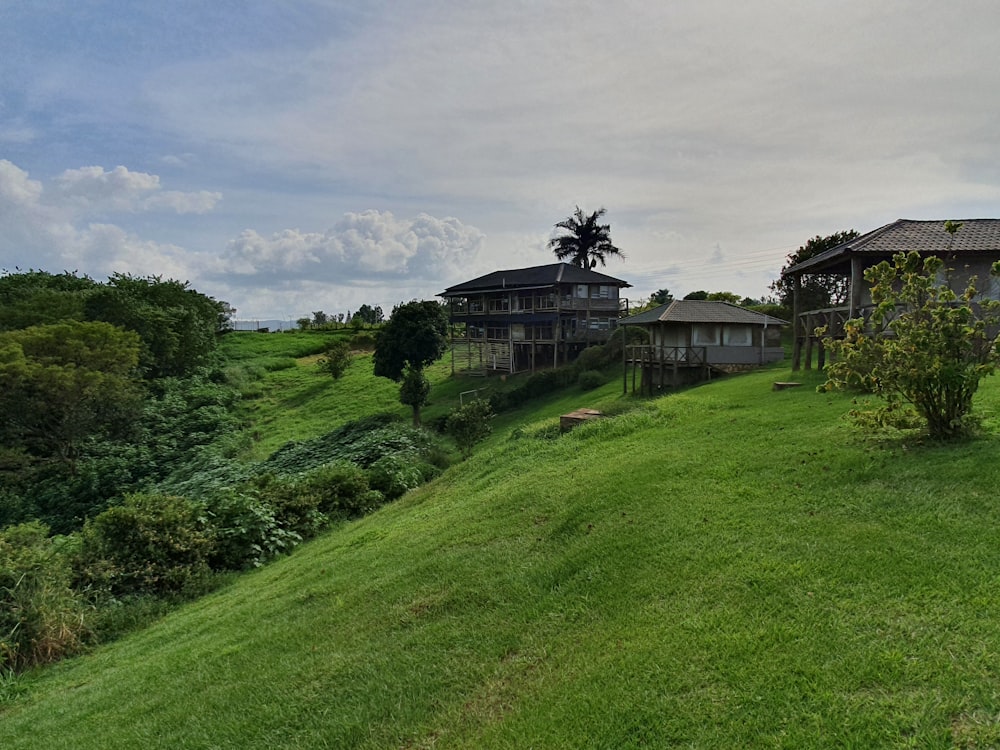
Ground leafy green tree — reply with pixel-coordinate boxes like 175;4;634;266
398;365;431;427
822;248;1000;439
353;303;384;327
683;290;709;300
0;271;98;331
446;398;494;459
317;339;352;379
373;300;448;426
771;230;860;312
549;206;624;269
650;288;673;305
0;321;143;469
83;274;229;378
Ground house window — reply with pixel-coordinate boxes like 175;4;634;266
488;297;510;313
589;317;612;331
511;324;525;341
723;325;752;346
590;285;613;299
486;325;509;339
692;324;720;346
575;284;589;298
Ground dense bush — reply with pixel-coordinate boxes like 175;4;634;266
367;454;426;500
0;522;89;672
205;487;302;570
264;413;448;473
298;462;378;518
75;494;214;598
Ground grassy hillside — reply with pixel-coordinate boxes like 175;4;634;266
4;363;1000;748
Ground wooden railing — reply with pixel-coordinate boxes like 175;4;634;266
626;345;707;366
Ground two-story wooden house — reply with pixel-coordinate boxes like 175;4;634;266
440;263;631;374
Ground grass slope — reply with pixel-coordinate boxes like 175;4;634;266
5;367;1000;748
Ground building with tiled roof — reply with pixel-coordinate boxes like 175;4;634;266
781;219;1000;370
619;300;787;392
440;262;631;374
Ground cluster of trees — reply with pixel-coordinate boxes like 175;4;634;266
297;304;385;331
0;272;236;532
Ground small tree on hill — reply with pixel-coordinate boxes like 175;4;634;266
373;300;448;426
822;243;1000;440
446;398;494;459
317;339;352;379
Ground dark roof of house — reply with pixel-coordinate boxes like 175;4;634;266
440;262;630;296
621;300;788;327
783;219;1000;276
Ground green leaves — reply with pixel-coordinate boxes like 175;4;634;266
824;248;1000;439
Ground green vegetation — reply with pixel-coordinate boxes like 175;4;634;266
2;364;1000;746
824;249;1000;439
445;398;494;458
373;300;449;426
549;205;624;269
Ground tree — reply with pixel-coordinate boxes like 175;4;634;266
0;321;143;469
771;230;860;313
650;288;673;305
398;366;431;427
353;304;384;327
83;274;230;379
373;300;448;426
822;245;1000;440
312;311;328;327
0;271;98;331
317;339;352;379
683;290;709;300
548;206;624;269
446;398;494;459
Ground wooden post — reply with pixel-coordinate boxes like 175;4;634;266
803;312;813;370
791;274;802;370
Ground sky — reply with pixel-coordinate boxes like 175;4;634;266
3;0;1000;324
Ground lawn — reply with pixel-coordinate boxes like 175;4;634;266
4;363;1000;748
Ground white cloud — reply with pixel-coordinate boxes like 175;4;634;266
0;160;212;277
52;165;220;215
219;209;484;283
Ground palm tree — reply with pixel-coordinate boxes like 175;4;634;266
548;206;624;269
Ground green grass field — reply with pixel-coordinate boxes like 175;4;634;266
4;344;1000;748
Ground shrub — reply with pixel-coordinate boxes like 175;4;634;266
75;494;214;598
577;369;606;390
204;488;301;570
298;462;373;518
317;340;352;379
823;248;1000;439
367;454;425;500
445;398;494;459
0;522;89;672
